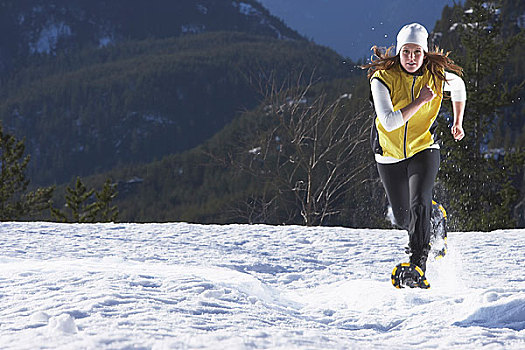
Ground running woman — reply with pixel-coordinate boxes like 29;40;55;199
362;23;466;272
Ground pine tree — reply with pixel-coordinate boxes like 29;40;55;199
0;124;54;220
95;179;119;222
437;0;524;230
51;177;98;223
51;177;119;223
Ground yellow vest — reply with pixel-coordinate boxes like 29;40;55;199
371;64;444;160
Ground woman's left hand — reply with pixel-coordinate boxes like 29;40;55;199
451;124;464;141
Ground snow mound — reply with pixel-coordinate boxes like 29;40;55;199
455;292;525;331
48;314;78;334
29;311;50;328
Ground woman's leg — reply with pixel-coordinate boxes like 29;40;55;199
377;160;410;230
377;149;440;272
406;149;440;271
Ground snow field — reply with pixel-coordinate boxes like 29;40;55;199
0;222;523;349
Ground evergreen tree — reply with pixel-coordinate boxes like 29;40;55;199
0;123;54;220
95;179;119;222
51;177;98;223
51;177;119;223
437;0;524;230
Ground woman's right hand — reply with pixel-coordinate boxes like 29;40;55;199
400;85;437;123
418;85;436;104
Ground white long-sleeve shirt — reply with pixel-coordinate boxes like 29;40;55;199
371;71;466;132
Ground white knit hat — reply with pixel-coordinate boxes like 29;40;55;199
396;23;428;55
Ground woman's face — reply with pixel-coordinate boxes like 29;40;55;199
400;43;425;73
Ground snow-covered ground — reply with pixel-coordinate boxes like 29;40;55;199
0;222;523;349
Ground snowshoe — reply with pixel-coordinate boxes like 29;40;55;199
430;200;447;259
391;262;430;289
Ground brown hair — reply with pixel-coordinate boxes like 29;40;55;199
361;45;463;83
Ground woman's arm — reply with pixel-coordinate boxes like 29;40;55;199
371;78;436;132
445;72;467;141
399;84;435;122
370;79;405;131
451;101;465;141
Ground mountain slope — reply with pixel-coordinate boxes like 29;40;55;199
0;32;350;185
0;0;302;75
79;75;376;225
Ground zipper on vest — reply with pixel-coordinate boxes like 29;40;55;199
404;75;418;158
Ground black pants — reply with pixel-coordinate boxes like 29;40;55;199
377;149;440;257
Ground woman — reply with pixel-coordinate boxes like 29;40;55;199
362;23;466;273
